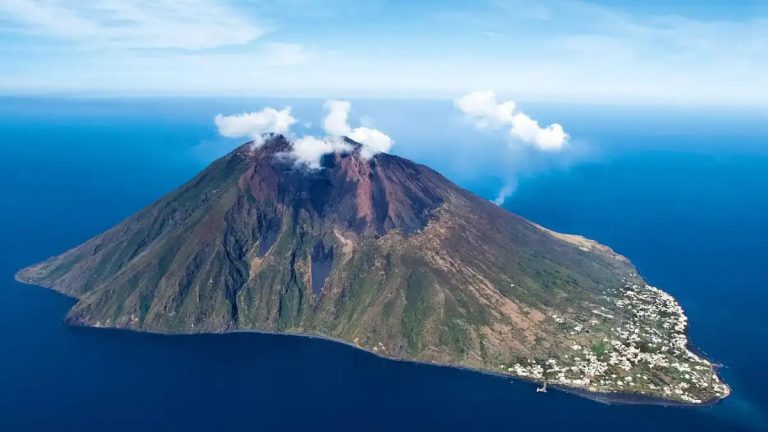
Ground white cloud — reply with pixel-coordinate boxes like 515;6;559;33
510;112;568;152
214;107;296;146
0;0;263;50
456;90;572;206
1;0;767;104
213;100;392;169
322;100;352;136
455;90;516;129
456;90;568;151
322;99;393;158
348;128;393;159
281;99;394;169
289;136;351;169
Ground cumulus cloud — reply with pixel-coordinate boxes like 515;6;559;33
456;90;572;206
322;100;393;158
322;100;353;136
348;128;393;159
510;112;569;151
214;100;393;170
456;90;568;151
456;90;516;129
287;100;393;168
214;107;296;146
290;136;352;169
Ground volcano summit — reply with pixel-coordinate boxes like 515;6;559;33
16;135;729;405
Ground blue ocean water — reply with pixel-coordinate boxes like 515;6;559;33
0;97;766;431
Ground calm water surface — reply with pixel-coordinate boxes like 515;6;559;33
1;98;766;431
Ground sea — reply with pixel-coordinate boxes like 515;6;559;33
1;97;766;431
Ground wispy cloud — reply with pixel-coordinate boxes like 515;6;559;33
263;42;307;66
0;0;765;103
434;0;768;104
492;181;518;206
0;0;264;49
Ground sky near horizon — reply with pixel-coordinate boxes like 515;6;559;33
0;0;766;105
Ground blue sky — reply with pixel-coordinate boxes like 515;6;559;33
0;0;766;105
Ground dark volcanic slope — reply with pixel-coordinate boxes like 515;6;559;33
17;135;729;404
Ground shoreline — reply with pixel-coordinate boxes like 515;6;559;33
210;328;729;408
14;272;730;407
217;328;728;408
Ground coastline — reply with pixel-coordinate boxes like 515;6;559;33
216;328;729;408
211;328;729;408
13;272;730;407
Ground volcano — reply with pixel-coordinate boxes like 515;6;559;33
16;135;729;404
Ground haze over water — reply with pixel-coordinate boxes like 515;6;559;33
1;97;766;431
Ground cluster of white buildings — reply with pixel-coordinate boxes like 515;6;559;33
498;282;729;403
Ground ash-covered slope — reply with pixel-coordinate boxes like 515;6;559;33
17;135;728;404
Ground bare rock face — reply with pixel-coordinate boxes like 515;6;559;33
16;135;729;405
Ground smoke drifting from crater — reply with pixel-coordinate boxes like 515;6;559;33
289;136;351;170
456;90;572;205
492;181;518;206
322;100;393;159
456;90;568;151
214;107;296;147
214;100;393;169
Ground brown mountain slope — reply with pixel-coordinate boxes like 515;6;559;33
16;135;729;404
